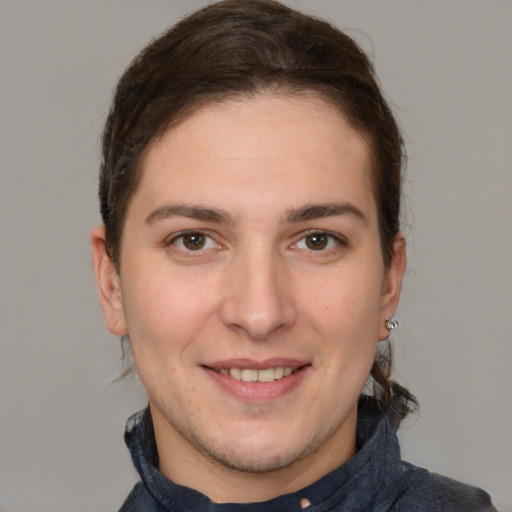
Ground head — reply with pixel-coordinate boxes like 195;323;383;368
100;0;403;269
92;0;415;499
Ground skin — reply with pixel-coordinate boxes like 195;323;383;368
92;94;405;503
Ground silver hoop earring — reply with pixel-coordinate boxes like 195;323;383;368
385;317;399;331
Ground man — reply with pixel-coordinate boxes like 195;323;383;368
91;1;497;510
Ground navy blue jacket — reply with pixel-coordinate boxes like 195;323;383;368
119;398;497;511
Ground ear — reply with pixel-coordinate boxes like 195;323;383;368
378;235;406;341
90;225;127;336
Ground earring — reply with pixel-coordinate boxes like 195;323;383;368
385;317;399;331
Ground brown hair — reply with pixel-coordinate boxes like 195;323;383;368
99;0;417;425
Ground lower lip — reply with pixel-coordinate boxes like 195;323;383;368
203;366;309;402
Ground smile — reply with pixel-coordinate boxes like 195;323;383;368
217;367;295;383
203;361;310;401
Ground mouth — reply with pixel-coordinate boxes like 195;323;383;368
201;360;311;401
213;366;297;383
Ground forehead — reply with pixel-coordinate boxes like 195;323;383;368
134;93;375;221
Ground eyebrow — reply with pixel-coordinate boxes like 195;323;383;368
145;201;367;225
286;202;367;223
145;204;232;224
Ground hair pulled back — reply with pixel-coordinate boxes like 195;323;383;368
99;0;417;426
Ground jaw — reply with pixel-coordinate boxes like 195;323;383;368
151;395;358;503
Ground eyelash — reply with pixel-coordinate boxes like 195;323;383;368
165;229;347;255
165;230;220;253
292;230;348;253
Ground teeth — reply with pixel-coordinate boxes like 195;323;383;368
224;367;294;382
257;368;275;383
229;368;242;380
241;369;258;382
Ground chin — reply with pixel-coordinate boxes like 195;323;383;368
205;439;313;475
190;419;330;475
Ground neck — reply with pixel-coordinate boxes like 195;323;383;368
151;405;358;504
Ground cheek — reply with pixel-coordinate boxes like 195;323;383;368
301;267;384;385
304;265;384;334
120;263;216;354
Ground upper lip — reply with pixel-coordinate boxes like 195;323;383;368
203;358;310;370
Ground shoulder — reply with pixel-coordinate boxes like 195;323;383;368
395;462;498;511
118;482;167;512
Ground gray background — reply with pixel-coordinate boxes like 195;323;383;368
1;1;511;511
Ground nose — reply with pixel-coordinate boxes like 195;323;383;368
220;249;297;340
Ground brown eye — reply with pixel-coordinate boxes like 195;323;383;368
168;231;220;254
182;232;206;250
305;233;328;250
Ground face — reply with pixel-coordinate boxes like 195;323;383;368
92;94;404;489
